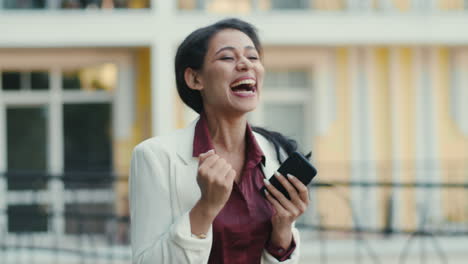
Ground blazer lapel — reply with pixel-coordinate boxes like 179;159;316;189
172;119;282;215
174;118;202;214
253;131;281;180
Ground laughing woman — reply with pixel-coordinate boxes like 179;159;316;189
130;18;310;264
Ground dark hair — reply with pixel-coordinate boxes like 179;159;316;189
175;18;262;114
175;18;299;163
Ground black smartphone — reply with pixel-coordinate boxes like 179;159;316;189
261;151;317;200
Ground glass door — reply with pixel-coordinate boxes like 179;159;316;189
6;106;49;233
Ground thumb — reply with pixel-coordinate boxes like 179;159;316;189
198;149;215;163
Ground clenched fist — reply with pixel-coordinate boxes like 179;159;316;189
196;149;236;216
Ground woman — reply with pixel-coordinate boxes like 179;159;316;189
130;18;310;264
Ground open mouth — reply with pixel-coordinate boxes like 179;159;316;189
230;79;256;95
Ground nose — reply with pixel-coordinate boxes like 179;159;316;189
236;56;253;71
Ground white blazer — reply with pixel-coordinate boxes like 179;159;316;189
129;118;301;264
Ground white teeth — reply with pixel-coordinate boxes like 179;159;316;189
230;79;256;88
233;90;254;95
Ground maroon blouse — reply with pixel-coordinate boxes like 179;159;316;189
192;113;295;263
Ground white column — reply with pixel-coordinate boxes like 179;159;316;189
114;57;135;140
346;0;359;10
412;0;435;11
155;0;177;15
46;0;60;9
452;50;468;135
49;67;65;236
151;0;177;136
413;47;441;227
151;40;177;136
315;50;336;137
350;47;378;230
389;47;402;230
196;0;206;10
251;0;260;11
459;53;468;135
380;0;394;11
364;47;378;230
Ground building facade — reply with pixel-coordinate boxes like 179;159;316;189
1;0;468;259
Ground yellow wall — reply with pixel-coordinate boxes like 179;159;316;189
433;47;468;222
206;0;252;13
396;47;417;230
439;0;465;10
115;47;152;218
312;0;345;10
393;0;410;10
168;45;468;230
371;48;393;228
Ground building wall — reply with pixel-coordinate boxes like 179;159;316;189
113;43;468;231
434;47;468;223
172;45;468;230
115;47;152;218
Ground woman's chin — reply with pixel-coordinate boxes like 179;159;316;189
233;101;258;114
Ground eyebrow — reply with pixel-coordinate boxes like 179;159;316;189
214;45;257;55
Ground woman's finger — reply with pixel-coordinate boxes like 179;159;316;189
274;172;300;202
209;157;229;175
264;190;287;216
287;174;309;204
263;179;299;216
199;154;220;169
198;149;215;163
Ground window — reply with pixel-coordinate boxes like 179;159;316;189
64;103;113;189
270;0;308;9
254;69;313;152
1;70;50;91
0;51;133;239
65;203;113;234
3;0;45;9
8;204;49;232
263;103;306;147
7;106;48;191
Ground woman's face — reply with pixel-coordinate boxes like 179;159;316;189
197;29;264;116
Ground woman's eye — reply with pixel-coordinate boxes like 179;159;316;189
220;57;234;60
248;56;259;60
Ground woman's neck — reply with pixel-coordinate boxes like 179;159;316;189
203;109;247;154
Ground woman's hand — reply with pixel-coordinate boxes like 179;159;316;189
196;149;236;215
264;172;309;249
190;150;236;236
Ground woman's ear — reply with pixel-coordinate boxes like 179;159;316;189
184;68;203;91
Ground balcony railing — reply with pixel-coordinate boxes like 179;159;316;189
2;0;467;12
0;0;150;10
178;0;468;13
0;163;467;263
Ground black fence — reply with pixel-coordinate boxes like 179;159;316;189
0;171;467;263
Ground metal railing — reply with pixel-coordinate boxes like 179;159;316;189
178;0;468;12
0;168;467;263
0;0;150;10
2;0;467;12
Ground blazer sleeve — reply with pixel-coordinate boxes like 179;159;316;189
261;226;301;264
256;136;301;264
129;142;213;264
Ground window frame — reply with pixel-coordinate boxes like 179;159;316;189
249;49;335;153
255;76;313;152
0;49;134;242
